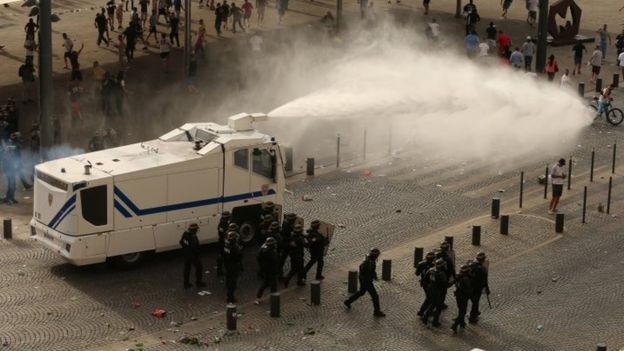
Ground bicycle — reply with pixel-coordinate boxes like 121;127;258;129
589;97;624;126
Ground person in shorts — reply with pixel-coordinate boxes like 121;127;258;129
423;0;430;15
549;158;566;214
572;41;587;75
501;0;512;19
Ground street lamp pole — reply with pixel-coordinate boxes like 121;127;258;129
535;0;549;73
184;0;191;77
455;0;461;18
38;0;54;152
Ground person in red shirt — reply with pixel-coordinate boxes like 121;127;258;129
241;0;253;28
496;30;511;55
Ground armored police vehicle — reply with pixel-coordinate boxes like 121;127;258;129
30;113;284;266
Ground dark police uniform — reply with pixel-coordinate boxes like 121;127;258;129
284;229;306;287
452;269;473;332
179;226;205;288
256;242;279;299
223;238;243;303
344;253;385;316
415;257;435;316
469;259;489;323
303;226;328;280
422;264;448;326
216;216;230;276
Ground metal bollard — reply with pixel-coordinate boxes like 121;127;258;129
336;134;341;169
596;343;607;351
577;82;585;97
413;247;423;268
614;73;619;88
444;236;454;250
543;166;549;199
270;293;280;317
284;146;293;172
226;304;237;330
555;213;564;233
596;78;603;93
612;143;617;174
582;186;587;224
3;219;12;240
381;259;392;281
519;171;524;208
348;270;358;293
590;149;595;182
567;157;572;190
306;158;315;176
500;215;509;235
310;280;321;306
491;198;500;219
607;177;612;214
472;225;481;246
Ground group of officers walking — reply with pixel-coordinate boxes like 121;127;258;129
178;205;328;305
345;240;490;334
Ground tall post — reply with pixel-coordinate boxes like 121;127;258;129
519;171;524;208
455;0;462;18
607;176;612;214
543;166;549;199
612;143;617;174
582;186;587;224
590;149;595;182
567;157;572;190
535;0;549;73
184;0;191;77
336;133;340;168
39;0;54;152
336;0;343;32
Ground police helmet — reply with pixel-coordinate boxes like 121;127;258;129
476;252;487;261
269;221;280;230
460;264;470;272
369;247;381;258
311;220;321;228
285;213;297;220
188;223;199;231
440;241;450;250
228;223;240;231
222;211;231;218
435;258;446;267
265;237;277;246
227;231;238;240
425;251;435;259
294;223;304;232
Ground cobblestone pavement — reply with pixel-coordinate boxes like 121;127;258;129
1;109;624;350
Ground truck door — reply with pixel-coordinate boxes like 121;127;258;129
223;148;252;209
249;146;279;201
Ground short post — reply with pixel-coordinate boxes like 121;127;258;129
472;225;481;246
363;129;367;161
590;149;595;182
270;293;280;317
577;82;585;97
226;304;237;331
607;176;612;214
444;236;454;250
555;213;564;233
582;186;587;224
348;270;358;293
567;157;572;190
284;146;293;172
381;259;392;281
336;133;340;168
310;280;321;306
306;158;315;176
491;198;500;219
3;219;12;240
543;166;549;199
500;215;509;235
613;73;619;88
596;343;607;351
612;143;617;174
519;171;524;208
413;247;423;268
596;78;603;93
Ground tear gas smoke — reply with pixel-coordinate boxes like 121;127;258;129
266;25;593;167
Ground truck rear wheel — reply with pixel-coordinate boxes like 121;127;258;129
238;221;257;246
110;251;145;268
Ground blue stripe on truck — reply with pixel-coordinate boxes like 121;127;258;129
114;186;276;217
48;195;76;228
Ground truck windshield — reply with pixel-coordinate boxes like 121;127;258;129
36;171;68;191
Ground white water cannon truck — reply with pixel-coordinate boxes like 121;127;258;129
30;113;285;266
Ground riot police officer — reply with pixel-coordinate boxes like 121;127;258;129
179;223;206;288
279;213;297;277
261;201;277;221
416;251;436;316
422;258;449;327
437;241;456;309
304;220;328;281
216;211;231;276
223;231;243;303
451;264;473;333
284;223;306;287
344;248;386;317
469;252;490;324
255;237;279;304
258;214;273;244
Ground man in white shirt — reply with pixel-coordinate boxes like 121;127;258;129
62;33;74;70
428;19;440;41
618;50;624;81
560;68;571;88
549;158;567;214
589;45;603;83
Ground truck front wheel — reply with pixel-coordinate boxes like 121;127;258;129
238;221;257;246
110;251;145;268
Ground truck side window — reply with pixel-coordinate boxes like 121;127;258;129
252;149;274;179
81;186;107;226
234;149;249;169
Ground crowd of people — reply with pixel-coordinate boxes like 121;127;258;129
179;205;330;305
